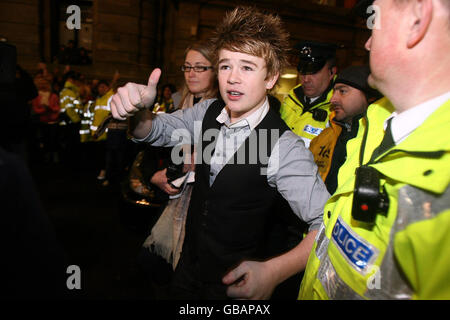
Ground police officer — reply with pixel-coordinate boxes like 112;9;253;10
59;71;82;165
299;0;450;299
280;40;337;148
59;71;82;126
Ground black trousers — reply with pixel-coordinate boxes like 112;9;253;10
105;129;127;183
170;247;228;300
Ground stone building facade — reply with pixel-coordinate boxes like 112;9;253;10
0;0;370;95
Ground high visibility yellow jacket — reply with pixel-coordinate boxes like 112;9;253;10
309;111;342;181
299;97;450;300
79;100;95;143
153;98;174;113
59;81;82;124
280;81;334;148
90;89;114;141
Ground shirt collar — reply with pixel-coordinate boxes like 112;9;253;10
385;91;450;145
309;96;320;104
216;97;270;131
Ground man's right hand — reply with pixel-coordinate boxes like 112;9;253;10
110;68;161;120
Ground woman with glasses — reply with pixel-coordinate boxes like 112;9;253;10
149;41;218;197
175;42;218;110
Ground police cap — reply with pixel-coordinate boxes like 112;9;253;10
295;40;338;75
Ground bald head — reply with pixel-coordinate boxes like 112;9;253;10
365;0;450;112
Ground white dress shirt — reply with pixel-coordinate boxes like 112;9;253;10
385;91;450;145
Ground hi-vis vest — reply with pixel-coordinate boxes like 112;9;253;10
280;82;334;148
79;100;95;143
90;89;114;141
153;98;174;113
309;111;342;182
59;81;82;124
299;97;450;300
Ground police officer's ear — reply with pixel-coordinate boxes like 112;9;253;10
407;0;433;49
329;66;337;77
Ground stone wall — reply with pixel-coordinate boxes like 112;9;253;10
0;0;370;89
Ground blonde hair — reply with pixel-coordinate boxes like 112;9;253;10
211;6;290;80
179;41;218;108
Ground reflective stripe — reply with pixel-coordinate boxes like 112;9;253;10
66;103;74;108
60;96;73;103
90;125;98;131
81;120;91;125
315;223;329;262
314;222;365;299
107;95;113;108
364;184;450;299
94;105;110;111
318;254;364;300
60;108;66;113
79;129;90;135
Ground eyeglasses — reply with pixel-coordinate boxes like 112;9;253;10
181;65;213;73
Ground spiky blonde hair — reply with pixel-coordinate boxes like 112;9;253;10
211;6;290;80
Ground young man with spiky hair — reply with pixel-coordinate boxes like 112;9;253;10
109;6;329;299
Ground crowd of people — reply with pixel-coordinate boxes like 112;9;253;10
11;61;185;189
1;0;449;300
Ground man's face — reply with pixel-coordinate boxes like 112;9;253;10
300;63;335;98
98;83;109;96
330;84;368;123
163;87;172;100
365;0;404;91
218;49;278;121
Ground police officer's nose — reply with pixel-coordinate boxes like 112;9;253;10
365;36;372;51
302;74;312;83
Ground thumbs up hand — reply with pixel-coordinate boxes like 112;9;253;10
110;68;161;120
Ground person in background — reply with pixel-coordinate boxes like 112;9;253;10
280;41;337;148
309;65;381;194
0;64;38;162
59;71;82;166
148;42;218;197
32;74;60;164
153;84;177;114
88;80;115;185
0;146;69;299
